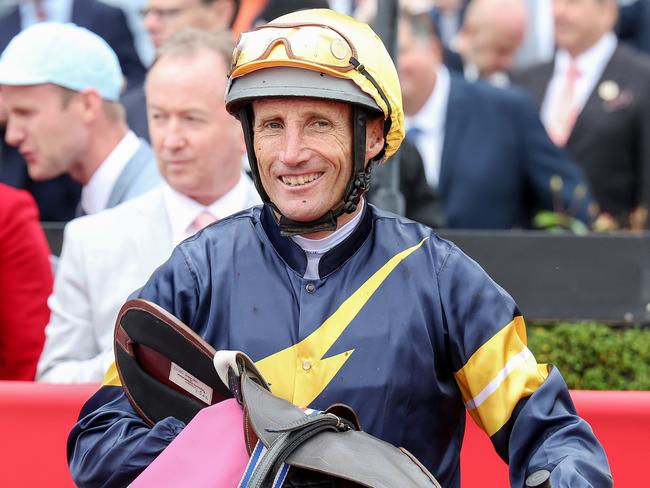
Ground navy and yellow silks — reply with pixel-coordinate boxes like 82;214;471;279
454;316;549;436
69;204;611;488
101;237;428;409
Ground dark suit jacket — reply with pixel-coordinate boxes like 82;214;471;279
368;138;445;229
420;75;593;229
513;44;650;222
618;0;650;54
443;47;464;75
0;0;146;93
122;85;149;142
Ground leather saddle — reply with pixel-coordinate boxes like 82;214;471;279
114;298;441;488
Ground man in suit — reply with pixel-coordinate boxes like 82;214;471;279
0;183;52;380
36;28;261;383
0;23;160;217
399;11;594;229
124;0;241;140
0;0;145;92
514;0;650;228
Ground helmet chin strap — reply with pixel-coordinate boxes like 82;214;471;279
239;105;375;237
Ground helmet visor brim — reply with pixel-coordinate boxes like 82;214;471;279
225;67;382;115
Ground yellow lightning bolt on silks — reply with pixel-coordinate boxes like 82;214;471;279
256;238;428;407
102;362;121;386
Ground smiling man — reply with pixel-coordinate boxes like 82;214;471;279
68;9;612;488
250;97;382;235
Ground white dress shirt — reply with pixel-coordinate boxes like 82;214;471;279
162;172;253;246
80;131;140;215
404;65;450;188
292;199;366;280
541;33;618;130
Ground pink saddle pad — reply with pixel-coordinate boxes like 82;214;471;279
131;398;249;487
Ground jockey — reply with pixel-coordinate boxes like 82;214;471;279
68;9;612;488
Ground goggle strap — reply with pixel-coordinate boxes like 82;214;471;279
350;57;392;159
239;106;280;214
341;106;372;214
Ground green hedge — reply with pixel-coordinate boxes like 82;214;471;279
527;323;650;390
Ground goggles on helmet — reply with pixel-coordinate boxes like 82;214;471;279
231;22;358;78
230;21;391;127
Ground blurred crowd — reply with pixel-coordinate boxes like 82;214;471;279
0;0;648;382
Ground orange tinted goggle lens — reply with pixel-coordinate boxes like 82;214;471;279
231;23;356;75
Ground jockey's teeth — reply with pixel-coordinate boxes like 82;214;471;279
282;173;322;187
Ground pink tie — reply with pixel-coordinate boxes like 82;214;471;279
188;210;217;235
548;61;581;147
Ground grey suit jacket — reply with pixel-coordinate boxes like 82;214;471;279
106;139;160;209
513;43;650;223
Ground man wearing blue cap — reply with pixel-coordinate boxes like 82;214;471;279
0;22;160;217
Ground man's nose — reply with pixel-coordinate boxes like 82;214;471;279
160;120;186;151
279;126;308;166
4;118;24;147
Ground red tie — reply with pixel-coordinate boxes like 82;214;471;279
548;61;581;147
188;210;218;235
33;0;48;22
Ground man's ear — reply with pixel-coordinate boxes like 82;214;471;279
365;116;385;162
236;123;247;156
78;89;104;124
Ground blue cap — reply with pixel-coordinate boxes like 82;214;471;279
0;22;124;101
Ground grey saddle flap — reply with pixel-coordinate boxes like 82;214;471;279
241;372;441;488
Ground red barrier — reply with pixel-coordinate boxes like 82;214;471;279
0;381;98;488
0;382;647;487
460;390;650;487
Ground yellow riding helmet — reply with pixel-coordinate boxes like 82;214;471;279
225;8;404;162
